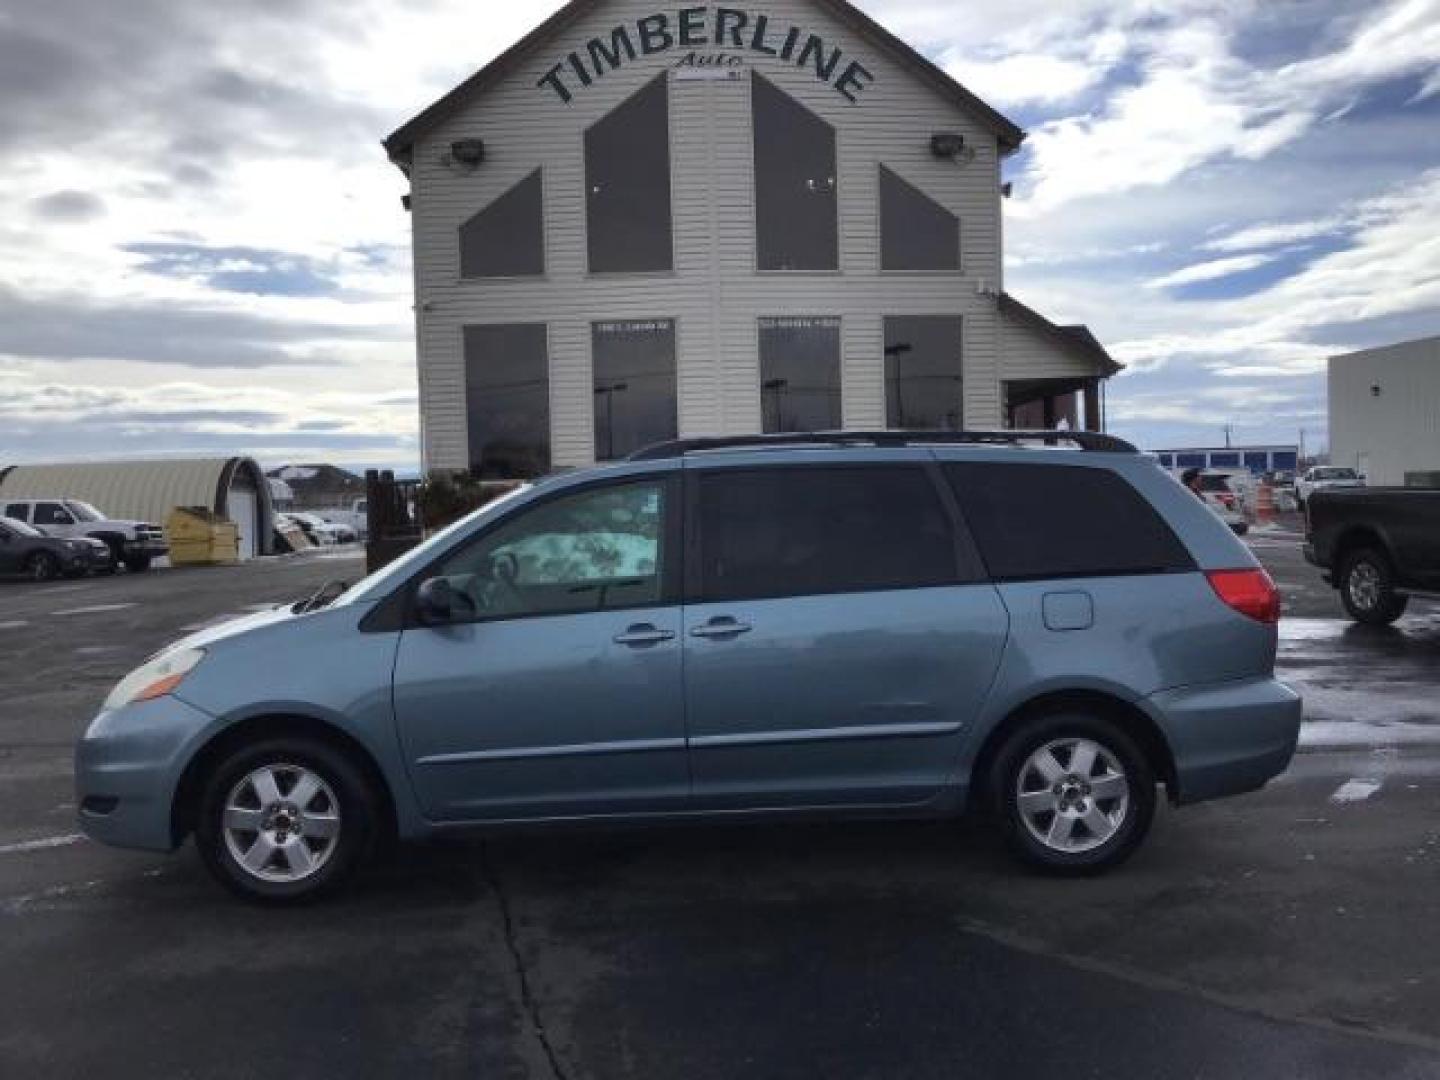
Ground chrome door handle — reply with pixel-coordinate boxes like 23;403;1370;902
690;620;753;639
614;626;675;646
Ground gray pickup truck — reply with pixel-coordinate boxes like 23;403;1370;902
2;499;168;572
1305;488;1440;624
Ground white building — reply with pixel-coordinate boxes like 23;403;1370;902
385;0;1122;477
1329;335;1440;487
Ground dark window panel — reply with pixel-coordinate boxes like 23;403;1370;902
759;317;842;433
592;320;678;461
586;76;673;273
459;169;545;279
944;463;1194;581
697;467;958;602
752;73;838;271
880;166;960;271
885;316;964;430
464;324;551;480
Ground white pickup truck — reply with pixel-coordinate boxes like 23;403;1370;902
1296;467;1366;509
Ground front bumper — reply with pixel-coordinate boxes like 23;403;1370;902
1147;677;1302;805
125;538;169;557
75;695;215;853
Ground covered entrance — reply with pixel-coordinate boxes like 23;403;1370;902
1005;378;1106;433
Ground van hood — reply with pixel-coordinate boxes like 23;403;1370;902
161;605;299;656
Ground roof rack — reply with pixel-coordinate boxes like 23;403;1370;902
627;430;1138;462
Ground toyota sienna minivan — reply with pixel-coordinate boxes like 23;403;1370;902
77;432;1301;902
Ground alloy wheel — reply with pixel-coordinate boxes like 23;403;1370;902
1016;738;1131;854
222;764;342;883
1347;561;1382;612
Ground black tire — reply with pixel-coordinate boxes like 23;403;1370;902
124;554;152;573
24;552;61;583
989;712;1157;876
1339;547;1408;626
195;736;379;904
103;538;126;571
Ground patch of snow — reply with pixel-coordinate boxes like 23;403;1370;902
50;604;137;617
0;833;85;856
1300;721;1440;750
1330;779;1383;804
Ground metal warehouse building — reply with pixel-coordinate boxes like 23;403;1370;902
385;0;1122;478
1330;335;1440;487
0;458;276;560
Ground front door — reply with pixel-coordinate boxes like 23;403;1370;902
682;461;1009;809
392;475;689;822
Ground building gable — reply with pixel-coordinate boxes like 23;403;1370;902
384;0;1024;166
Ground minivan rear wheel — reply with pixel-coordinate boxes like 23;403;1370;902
195;737;377;903
990;713;1156;875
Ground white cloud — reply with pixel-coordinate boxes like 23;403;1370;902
1010;0;1440;215
1202;218;1345;253
1145;253;1276;290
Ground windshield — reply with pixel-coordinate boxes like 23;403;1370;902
64;500;105;522
0;516;42;538
335;484;533;607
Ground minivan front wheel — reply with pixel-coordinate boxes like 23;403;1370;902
195;737;376;903
990;714;1156;875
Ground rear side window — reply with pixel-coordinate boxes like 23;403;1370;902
33;502;72;526
944;463;1193;581
4;504;27;522
696;467;959;602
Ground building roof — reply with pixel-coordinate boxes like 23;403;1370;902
999;292;1123;377
0;457;269;527
383;0;1026;168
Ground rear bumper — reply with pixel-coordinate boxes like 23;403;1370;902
74;696;215;853
1147;677;1302;805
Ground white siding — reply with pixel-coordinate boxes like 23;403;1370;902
406;0;1080;470
1329;336;1440;486
1001;312;1099;380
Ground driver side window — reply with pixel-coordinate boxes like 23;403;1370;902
435;480;668;621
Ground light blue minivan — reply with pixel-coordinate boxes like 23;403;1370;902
76;432;1302;902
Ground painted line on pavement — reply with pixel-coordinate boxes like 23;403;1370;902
0;834;85;856
1330;779;1383;804
51;603;137;617
0;620;29;631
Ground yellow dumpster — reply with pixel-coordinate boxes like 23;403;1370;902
166;507;240;566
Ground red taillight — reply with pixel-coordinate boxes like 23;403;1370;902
1207;569;1281;624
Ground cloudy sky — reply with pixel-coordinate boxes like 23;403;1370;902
1;0;1437;470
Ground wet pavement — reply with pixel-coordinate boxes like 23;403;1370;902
2;535;1439;1077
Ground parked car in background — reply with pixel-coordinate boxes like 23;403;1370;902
0;516;113;581
1194;473;1250;536
1296;467;1365;508
77;431;1300;903
318;499;368;541
2;499;167;572
1304;487;1440;624
286;513;349;546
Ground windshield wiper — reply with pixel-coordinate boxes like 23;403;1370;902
293;579;350;615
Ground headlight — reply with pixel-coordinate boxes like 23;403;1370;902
103;648;206;712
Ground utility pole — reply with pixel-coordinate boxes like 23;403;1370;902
1223;423;1233;449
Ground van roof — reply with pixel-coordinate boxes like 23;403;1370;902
627;430;1137;462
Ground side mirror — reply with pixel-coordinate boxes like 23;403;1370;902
415;577;475;625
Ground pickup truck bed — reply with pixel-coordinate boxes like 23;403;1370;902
1305;488;1440;624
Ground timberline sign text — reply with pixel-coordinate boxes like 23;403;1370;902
538;7;876;104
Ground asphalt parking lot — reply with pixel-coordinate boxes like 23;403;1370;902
2;528;1439;1078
